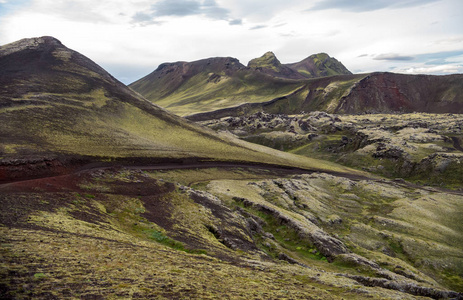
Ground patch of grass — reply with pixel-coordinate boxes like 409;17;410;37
141;228;207;254
79;182;111;192
237;203;329;263
441;270;463;292
33;273;47;280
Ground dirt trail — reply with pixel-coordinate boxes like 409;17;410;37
0;159;375;190
2;159;463;197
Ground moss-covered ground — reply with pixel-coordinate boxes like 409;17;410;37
2;167;438;299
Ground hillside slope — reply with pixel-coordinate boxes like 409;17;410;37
0;36;363;180
129;56;305;117
0;37;243;160
1;37;462;299
286;52;352;78
132;50;463;118
130;51;353;117
186;72;463;120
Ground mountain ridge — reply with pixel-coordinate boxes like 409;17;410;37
129;51;352;116
0;36;361;178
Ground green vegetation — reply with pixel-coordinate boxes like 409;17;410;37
2;37;463;299
248;51;282;71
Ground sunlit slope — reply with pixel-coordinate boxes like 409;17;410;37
0;36;364;175
129;52;354;117
186;72;463;120
129;57;305;117
0;37;238;159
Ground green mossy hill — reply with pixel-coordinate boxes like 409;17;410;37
0;36;364;178
186;72;463;120
286;53;353;78
1;167;462;298
248;51;282;71
0;36;238;159
129;51;355;117
131;51;463;118
246;51;307;80
129;57;306;117
247;51;352;79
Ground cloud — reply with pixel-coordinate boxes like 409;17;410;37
201;0;229;19
373;53;415;61
229;19;242;25
402;64;463;74
152;0;201;17
308;0;440;12
132;12;153;23
273;23;287;28
131;12;163;26
249;25;267;30
433;37;463;45
0;0;31;17
131;0;232;24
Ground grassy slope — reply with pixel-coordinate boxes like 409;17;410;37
206;173;463;292
2;167;454;299
131;69;304;117
129;53;360;117
0;37;365;178
288;53;353;78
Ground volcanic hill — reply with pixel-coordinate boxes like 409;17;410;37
129;51;351;117
247;51;352;79
131;52;463;119
1;37;463;299
0;36;360;180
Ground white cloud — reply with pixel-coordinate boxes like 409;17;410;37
373;53;415;61
0;0;462;83
401;64;463;74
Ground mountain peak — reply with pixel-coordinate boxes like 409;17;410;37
248;51;282;70
286;53;352;77
0;36;63;57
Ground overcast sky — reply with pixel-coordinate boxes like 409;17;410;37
1;0;462;84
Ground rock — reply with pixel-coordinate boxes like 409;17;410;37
277;253;308;268
246;218;262;234
263;232;275;240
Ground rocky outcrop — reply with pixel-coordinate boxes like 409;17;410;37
342;274;462;299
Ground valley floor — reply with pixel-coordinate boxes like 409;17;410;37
1;164;462;299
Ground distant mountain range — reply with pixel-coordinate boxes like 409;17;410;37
129;51;352;117
130;52;463;119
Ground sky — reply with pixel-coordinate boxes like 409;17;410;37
0;0;462;84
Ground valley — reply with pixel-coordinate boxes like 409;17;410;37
1;36;462;299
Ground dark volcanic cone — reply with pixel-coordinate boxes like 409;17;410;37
0;37;268;161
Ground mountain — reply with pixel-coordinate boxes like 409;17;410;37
247;51;352;79
285;52;352;78
0;36;360;181
1;37;462;299
130;56;305;117
131;52;463;119
334;72;463;113
186;72;463;121
129;51;352;117
247;51;304;79
0;36;239;160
